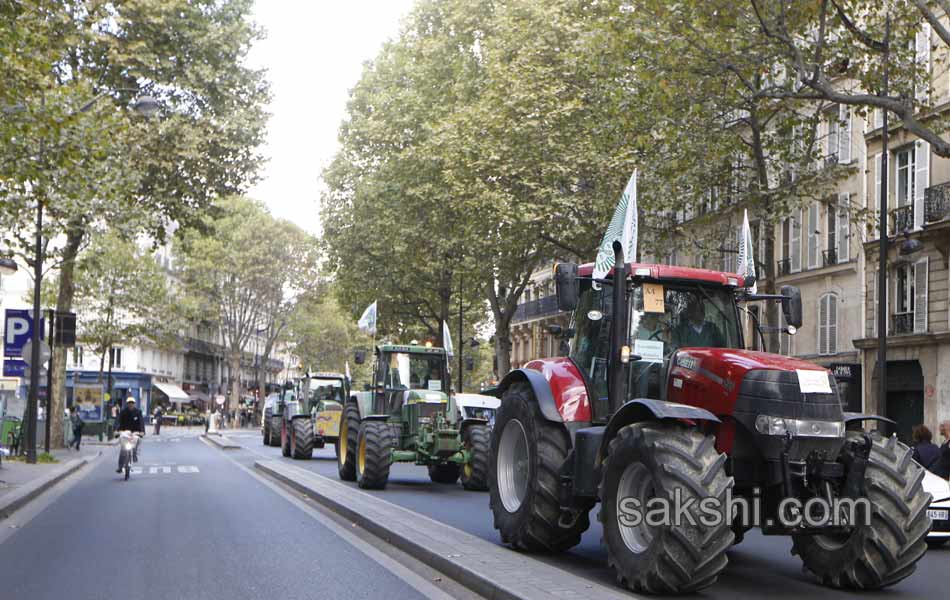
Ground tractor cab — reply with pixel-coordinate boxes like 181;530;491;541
367;344;450;417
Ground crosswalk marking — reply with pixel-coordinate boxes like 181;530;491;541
126;465;200;476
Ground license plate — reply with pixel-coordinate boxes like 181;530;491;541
927;509;949;521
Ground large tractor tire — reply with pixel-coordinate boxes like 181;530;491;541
792;432;931;589
488;382;591;552
280;420;291;457
262;410;272;444
460;424;490;491
356;420;393;489
428;462;461;484
599;422;734;594
269;416;282;447
337;400;360;481
291;418;314;460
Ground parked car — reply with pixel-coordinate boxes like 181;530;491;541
922;468;950;547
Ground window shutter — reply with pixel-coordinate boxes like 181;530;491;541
807;202;819;269
914;140;929;229
828;295;837;354
790;209;802;272
837;193;850;262
916;24;931;103
818;295;828;355
870;271;878;338
874;108;883;130
838;105;851;163
914;257;929;333
826;113;838;160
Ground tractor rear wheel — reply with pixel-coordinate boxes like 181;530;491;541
428;462;461;484
356;421;393;489
599;422;733;595
460;424;490;491
280;420;291;457
337;400;360;481
291;418;314;459
488;382;591;552
269;416;282;447
792;432;931;589
262;411;271;444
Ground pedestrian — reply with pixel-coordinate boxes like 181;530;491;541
111;402;120;437
69;406;84;451
932;421;950;480
911;425;940;472
153;405;164;435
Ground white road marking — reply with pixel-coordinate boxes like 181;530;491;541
149;466;171;474
177;466;200;473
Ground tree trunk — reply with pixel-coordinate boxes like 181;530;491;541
49;222;85;449
228;352;242;427
493;327;512;378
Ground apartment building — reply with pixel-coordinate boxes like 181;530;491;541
510;265;570;369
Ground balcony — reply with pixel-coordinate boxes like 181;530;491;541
890;312;914;335
776;258;791;276
822;248;838;267
823;153;838;169
512;295;560;324
889;205;914;235
925;182;950;223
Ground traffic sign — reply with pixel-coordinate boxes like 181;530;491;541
3;309;44;358
2;359;26;377
21;339;51;366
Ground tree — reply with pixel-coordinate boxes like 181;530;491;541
177;197;319;416
0;0;268;446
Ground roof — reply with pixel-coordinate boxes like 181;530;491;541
576;262;745;287
378;344;446;355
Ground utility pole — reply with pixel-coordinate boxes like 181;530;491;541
877;16;891;423
45;310;54;453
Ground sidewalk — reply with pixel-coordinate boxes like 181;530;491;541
0;447;99;518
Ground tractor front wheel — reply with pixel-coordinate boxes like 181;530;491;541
356;421;393;489
792;432;931;589
599;423;733;595
488;382;590;552
280;420;291;457
428;462;461;484
291;418;314;459
460;424;490;491
337;400;360;481
269;415;282;447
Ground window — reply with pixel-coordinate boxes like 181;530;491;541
826;109;839;161
807;202;820;269
818;293;838;355
896;264;914;315
72;346;83;366
109;347;123;369
826;201;836;265
790;210;802;272
836;193;850;262
896;147;915;208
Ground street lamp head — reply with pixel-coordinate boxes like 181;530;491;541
132;95;160;118
898;237;923;256
0;257;18;276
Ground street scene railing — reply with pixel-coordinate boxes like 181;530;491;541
890;205;914;235
512;295;560;324
890;312;914;335
822;248;838;267
924;182;950;223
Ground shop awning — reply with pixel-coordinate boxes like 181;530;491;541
188;390;210;404
153;381;189;402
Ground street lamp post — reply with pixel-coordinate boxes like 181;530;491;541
876;18;891;425
20;90;159;463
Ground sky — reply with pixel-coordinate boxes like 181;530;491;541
247;1;417;235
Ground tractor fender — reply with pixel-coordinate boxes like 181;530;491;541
843;412;896;429
600;398;721;458
459;417;489;436
498;368;562;423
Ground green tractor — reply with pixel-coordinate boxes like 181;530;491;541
279;372;348;460
337;344;490;490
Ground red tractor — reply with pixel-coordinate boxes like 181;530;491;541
488;242;931;594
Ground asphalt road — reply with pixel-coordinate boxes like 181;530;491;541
237;429;950;599
0;430;438;600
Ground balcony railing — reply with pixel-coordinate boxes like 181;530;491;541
890;312;914;335
925;182;950;223
822;248;838;267
824;153;838;169
776;258;791;276
890;205;914;235
512;295;560;323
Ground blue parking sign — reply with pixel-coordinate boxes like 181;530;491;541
3;309;44;358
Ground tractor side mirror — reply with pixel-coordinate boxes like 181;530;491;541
743;273;756;289
465;356;475;371
554;262;579;311
546;324;562;336
780;285;803;328
354;350;366;365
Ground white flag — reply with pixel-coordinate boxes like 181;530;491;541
737;209;758;294
358;301;377;335
442;320;454;357
593;170;638;288
345;361;351;381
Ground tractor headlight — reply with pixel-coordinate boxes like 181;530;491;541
755;415;844;438
418;416;432;425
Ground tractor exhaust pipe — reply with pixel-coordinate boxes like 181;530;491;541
607;240;629;417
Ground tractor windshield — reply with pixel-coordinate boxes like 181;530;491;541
307;378;345;404
570;279;741;405
385;352;446;392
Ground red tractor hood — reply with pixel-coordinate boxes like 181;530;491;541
675;347;830;376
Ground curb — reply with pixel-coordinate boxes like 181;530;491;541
201;434;241;450
255;460;632;600
0;454;96;519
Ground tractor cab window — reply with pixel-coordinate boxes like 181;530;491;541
379;352;446;414
308;378;344;405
